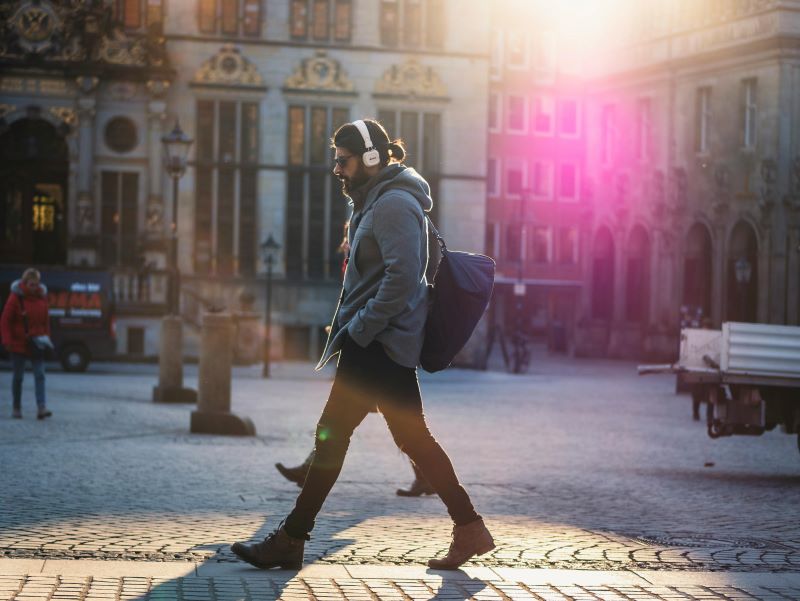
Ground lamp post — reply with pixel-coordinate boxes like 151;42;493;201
161;120;193;314
153;120;196;404
734;257;752;322
260;233;280;378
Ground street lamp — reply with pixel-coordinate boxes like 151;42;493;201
161;120;193;314
260;233;280;378
153;120;195;405
734;257;752;322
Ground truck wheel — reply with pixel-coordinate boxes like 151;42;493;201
60;345;90;372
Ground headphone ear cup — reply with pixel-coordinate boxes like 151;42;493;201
362;149;380;167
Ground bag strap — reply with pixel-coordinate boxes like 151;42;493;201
425;214;447;253
15;293;31;337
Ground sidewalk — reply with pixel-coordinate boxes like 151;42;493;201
1;358;799;600
2;559;799;600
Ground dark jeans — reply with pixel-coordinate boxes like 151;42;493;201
11;352;46;410
284;335;479;538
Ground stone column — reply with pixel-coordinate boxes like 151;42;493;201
145;79;171;269
152;316;197;403
191;312;256;436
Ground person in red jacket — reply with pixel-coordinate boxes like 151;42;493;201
1;268;53;420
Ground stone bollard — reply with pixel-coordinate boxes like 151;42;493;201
153;315;197;404
190;312;256;436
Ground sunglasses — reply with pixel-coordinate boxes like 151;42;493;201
333;155;354;167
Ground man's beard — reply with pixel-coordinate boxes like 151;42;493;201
339;165;370;194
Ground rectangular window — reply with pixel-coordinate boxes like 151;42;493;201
559;99;578;136
334;0;352;41
696;86;711;153
488;92;501;131
243;0;261;35
381;0;399;46
534;31;556;76
505;224;522;262
221;0;238;34
601;104;616;165
425;0;444;48
507;95;526;133
742;78;757;149
198;0;216;33
286;105;352;281
193;100;260;276
532;161;553;198
506;159;525;196
291;0;309;39
100;171;139;267
533;95;554;134
404;0;422;46
401;111;420;161
559;226;579;265
532;226;551;263
146;0;163;26
636;97;651;161
288;106;306;165
120;0;142;29
312;0;330;40
490;29;503;80
559;164;577;200
506;30;527;68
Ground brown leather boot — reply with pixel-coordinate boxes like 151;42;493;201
427;518;495;570
396;477;435;497
231;526;307;570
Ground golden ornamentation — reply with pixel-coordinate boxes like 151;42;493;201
11;1;60;54
49;106;77;127
146;79;171;98
284;51;354;94
374;58;448;99
192;45;264;88
0;104;16;118
96;30;147;66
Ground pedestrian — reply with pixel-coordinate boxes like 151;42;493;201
1;268;53;420
232;118;494;570
275;220;435;498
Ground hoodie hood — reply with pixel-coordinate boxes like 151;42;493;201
354;164;433;215
11;279;47;297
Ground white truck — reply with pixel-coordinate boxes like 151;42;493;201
639;322;800;452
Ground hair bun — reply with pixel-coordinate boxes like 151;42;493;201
387;141;406;161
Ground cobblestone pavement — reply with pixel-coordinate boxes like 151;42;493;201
0;354;799;599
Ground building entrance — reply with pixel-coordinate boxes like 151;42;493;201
0;118;68;265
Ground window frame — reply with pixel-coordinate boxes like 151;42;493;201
380;0;445;49
636;96;652;162
696;86;711;155
742;78;757;150
506;94;528;135
558;163;579;202
558;226;579;266
531;225;552;265
197;0;263;37
488;92;502;133
487;157;501;197
531;159;554;200
601;103;616;167
505;29;529;70
558;97;580;138
504;157;527;199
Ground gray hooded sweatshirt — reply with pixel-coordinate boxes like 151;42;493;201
316;164;432;370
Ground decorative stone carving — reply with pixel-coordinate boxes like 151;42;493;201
192;45;265;89
374;59;448;100
49;106;77;128
284;51;355;94
0;1;169;71
146;79;171;98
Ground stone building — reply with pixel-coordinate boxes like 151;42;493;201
0;0;490;363
576;0;800;359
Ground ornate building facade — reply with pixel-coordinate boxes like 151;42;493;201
0;0;490;362
576;0;800;359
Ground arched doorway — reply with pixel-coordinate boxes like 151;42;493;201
726;221;758;322
625;226;650;323
0;118;68;265
683;222;713;320
591;226;615;320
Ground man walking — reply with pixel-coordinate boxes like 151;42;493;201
231;118;494;570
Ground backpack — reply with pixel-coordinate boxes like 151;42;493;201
420;216;495;373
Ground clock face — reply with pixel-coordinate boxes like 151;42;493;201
12;1;60;53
